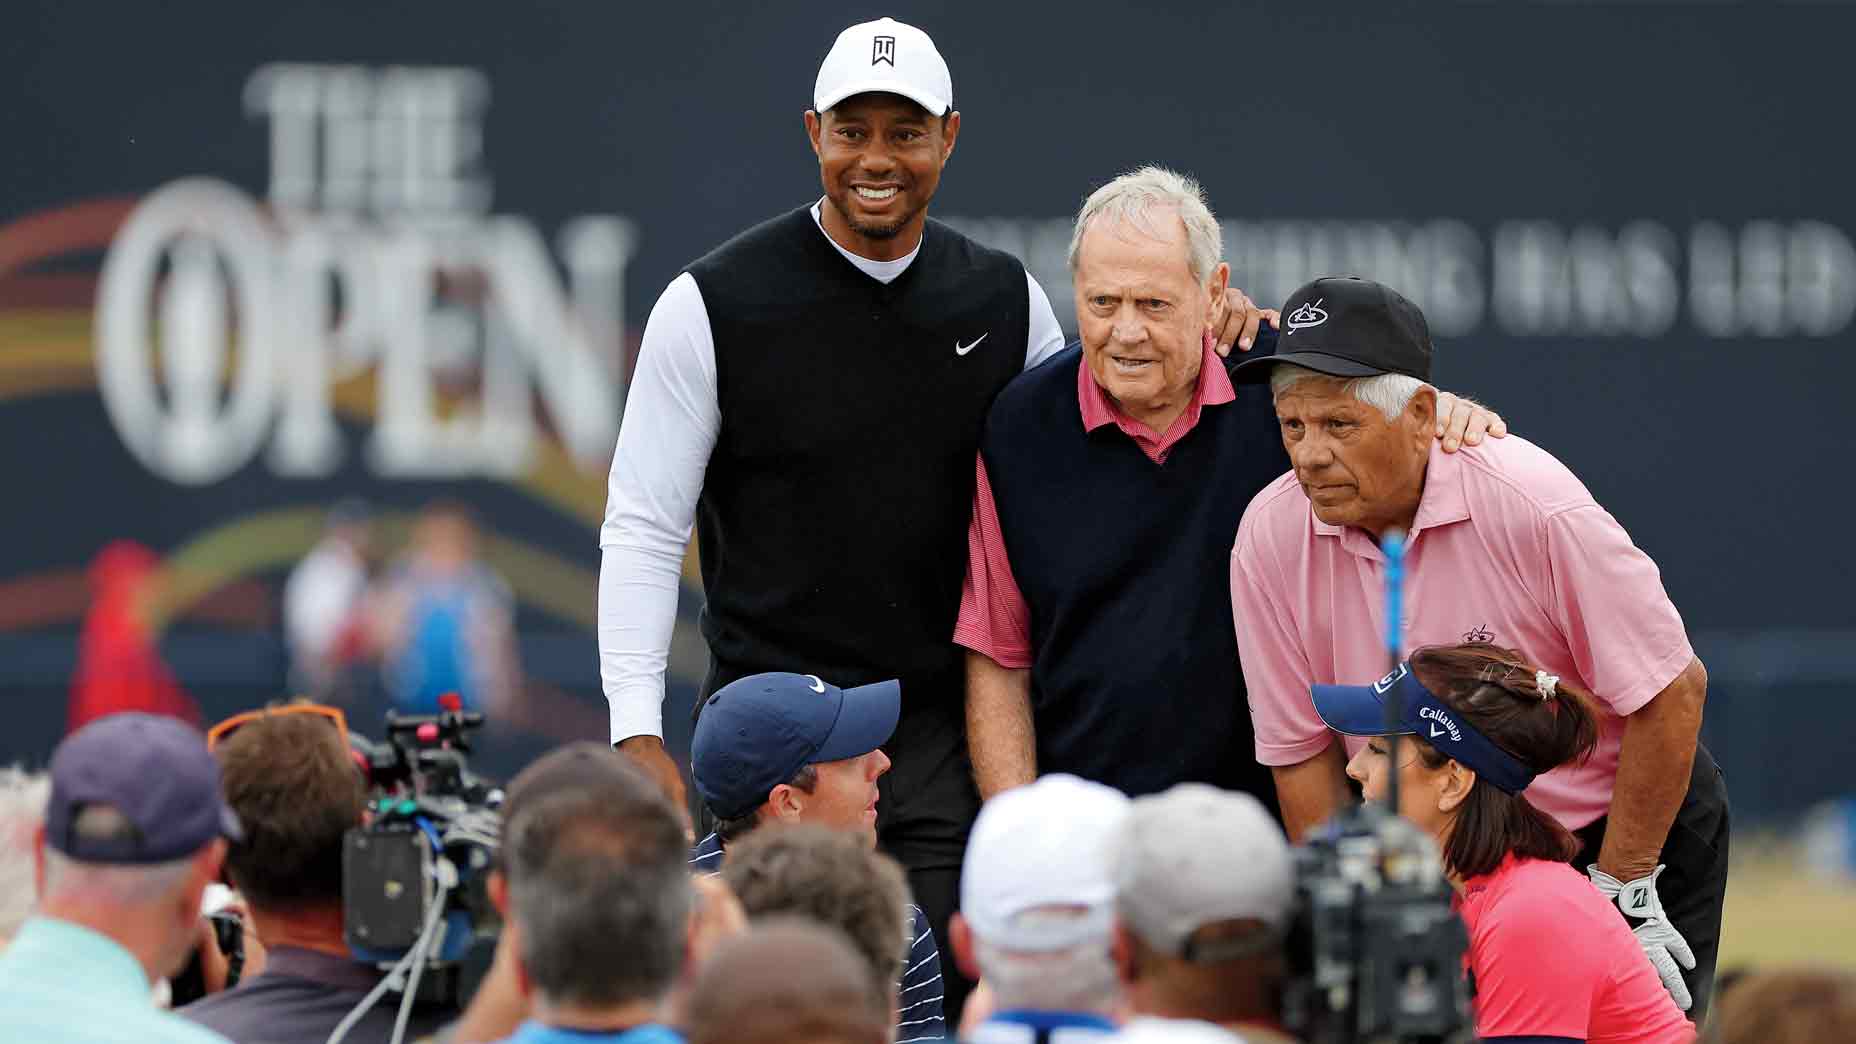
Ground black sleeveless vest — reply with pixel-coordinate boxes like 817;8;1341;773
687;207;1029;704
978;331;1288;803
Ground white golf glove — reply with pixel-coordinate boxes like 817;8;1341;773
1588;864;1695;1011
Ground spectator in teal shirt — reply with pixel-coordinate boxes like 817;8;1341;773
0;712;243;1044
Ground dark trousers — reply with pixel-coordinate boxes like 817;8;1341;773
1572;743;1731;1025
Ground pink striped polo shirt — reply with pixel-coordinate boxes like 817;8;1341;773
955;339;1234;665
1230;434;1694;829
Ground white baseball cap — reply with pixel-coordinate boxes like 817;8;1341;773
813;17;953;116
1112;784;1295;961
1115;1015;1254;1044
960;774;1131;951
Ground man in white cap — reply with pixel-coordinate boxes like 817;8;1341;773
599;16;1275;1018
1111;784;1300;1044
949;774;1130;1043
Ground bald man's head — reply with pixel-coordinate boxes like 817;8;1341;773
682;918;890;1044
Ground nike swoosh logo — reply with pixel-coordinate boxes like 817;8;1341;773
1429;723;1448;739
805;674;826;694
955;333;989;356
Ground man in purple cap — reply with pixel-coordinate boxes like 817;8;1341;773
687;672;946;1043
0;712;242;1044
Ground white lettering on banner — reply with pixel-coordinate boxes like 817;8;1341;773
1492;221;1680;337
1689;220;1856;338
97;63;637;486
943;215;1855;341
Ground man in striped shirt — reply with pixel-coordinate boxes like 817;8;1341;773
687;671;945;1040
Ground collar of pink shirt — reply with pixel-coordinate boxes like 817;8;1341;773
1076;334;1236;464
1312;439;1473;560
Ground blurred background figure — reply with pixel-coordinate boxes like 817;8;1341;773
375;502;520;716
281;500;375;703
1801;796;1856;885
1703;967;1856;1044
0;766;50;948
682;919;892;1044
68;540;198;732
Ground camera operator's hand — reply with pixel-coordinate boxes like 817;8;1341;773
617;735;693;840
1588;864;1695;1011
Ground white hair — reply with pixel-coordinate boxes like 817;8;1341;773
1068;166;1222;284
0;767;50;940
972;908;1120;1015
38;806;198;906
1269;364;1429;422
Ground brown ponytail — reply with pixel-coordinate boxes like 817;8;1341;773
1406;642;1601;879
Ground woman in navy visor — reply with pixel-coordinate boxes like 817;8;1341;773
1313;643;1695;1044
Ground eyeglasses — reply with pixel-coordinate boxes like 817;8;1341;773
206;702;348;752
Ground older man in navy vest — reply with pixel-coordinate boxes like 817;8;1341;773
956;166;1504;806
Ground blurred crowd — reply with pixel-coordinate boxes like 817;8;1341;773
65;499;522;741
284;500;519;720
0;703;1850;1044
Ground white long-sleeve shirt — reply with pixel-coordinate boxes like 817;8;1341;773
598;203;1067;742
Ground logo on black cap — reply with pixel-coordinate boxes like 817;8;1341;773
872;35;896;65
1285;298;1328;334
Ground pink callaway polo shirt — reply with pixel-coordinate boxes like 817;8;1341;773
1460;855;1694;1043
1230;434;1694;829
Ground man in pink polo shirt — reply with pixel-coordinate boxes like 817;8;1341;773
1228;275;1728;1021
956;168;1501;809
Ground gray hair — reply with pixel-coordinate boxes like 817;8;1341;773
1269;364;1430;422
972;908;1120;1016
1068;166;1222;284
0;767;50;939
39;806;197;906
505;779;692;1009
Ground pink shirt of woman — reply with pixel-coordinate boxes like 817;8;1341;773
1460;854;1694;1043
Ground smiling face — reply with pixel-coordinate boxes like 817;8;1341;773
1073;211;1228;433
805;93;958;261
1273;376;1434;534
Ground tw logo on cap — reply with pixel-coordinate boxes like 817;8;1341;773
1286;298;1328;334
872;35;896;66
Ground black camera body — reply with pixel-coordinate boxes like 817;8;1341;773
342;698;503;985
1284;803;1474;1044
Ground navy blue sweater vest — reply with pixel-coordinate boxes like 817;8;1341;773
687;208;1028;704
979;331;1288;802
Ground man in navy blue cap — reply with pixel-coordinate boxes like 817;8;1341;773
0;712;242;1044
691;672;899;856
688;672;947;1042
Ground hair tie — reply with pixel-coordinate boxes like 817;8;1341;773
1535;671;1560;701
